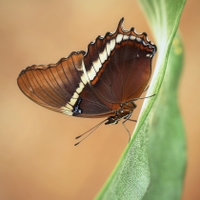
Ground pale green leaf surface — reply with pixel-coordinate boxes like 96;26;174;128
95;0;186;199
143;33;186;200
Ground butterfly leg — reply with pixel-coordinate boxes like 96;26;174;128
122;112;136;142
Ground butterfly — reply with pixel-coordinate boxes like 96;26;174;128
17;18;156;145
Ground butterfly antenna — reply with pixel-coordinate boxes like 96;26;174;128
74;119;107;146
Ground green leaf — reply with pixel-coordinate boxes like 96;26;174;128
95;0;186;199
143;32;186;200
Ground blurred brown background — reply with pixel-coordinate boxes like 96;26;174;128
0;0;199;199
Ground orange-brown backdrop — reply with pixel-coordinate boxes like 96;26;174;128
0;0;199;199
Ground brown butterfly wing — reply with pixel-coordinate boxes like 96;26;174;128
17;51;113;117
17;18;156;118
83;18;156;106
17;52;83;113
